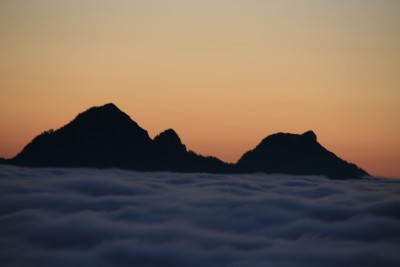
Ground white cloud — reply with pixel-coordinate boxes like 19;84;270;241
0;166;399;267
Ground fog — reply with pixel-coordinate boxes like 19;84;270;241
0;166;399;266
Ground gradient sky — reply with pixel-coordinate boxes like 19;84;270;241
1;0;399;177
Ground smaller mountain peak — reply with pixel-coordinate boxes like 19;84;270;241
154;129;182;144
302;131;317;142
238;129;368;177
163;128;179;136
154;128;186;154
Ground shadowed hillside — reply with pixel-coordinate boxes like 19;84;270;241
237;131;368;178
12;103;154;170
153;129;232;173
5;103;367;178
10;104;232;173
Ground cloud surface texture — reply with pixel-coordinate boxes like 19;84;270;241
1;166;399;267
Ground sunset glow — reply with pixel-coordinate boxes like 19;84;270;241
1;1;399;177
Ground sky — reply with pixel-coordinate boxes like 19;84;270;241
0;0;399;177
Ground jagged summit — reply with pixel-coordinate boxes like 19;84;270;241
156;128;180;140
80;102;120;113
302;130;317;142
154;129;187;154
151;128;231;173
260;130;317;145
101;102;119;109
154;129;184;146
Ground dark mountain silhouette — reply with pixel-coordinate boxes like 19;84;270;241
11;103;154;170
9;104;232;173
153;129;233;173
3;103;368;178
154;129;187;159
237;131;368;178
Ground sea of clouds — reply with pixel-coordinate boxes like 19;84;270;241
0;166;399;267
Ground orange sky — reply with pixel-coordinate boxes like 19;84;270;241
1;1;399;177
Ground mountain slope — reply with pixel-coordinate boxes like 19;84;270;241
153;129;233;173
11;104;232;173
12;103;154;169
237;131;368;178
7;104;368;177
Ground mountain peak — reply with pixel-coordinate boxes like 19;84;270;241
99;102;119;110
8;104;369;177
70;103;140;131
302;130;317;142
238;131;367;178
156;128;181;141
13;103;153;168
154;129;186;154
78;103;123;117
261;131;316;145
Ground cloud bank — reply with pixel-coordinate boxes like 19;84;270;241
0;166;399;267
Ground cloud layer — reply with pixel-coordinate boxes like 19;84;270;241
0;166;399;267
